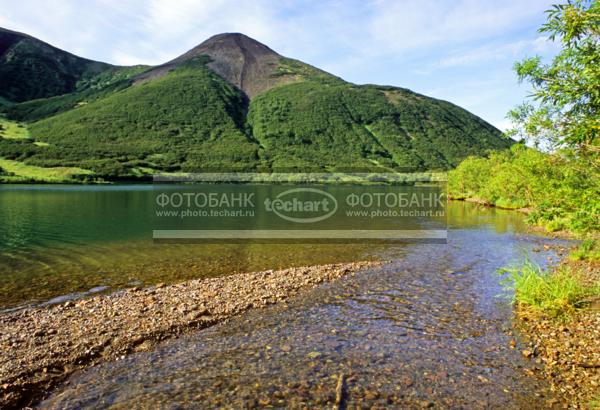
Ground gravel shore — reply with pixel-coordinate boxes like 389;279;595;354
0;261;381;409
517;259;600;409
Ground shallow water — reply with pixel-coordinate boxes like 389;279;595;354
0;185;384;309
38;202;569;409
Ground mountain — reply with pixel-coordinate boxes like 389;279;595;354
0;30;512;181
133;33;331;98
0;28;113;103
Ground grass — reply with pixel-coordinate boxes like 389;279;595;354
590;394;600;409
570;239;600;262
0;117;30;139
499;259;600;318
0;158;95;183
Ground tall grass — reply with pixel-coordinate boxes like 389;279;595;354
0;158;94;183
570;239;600;262
499;260;599;318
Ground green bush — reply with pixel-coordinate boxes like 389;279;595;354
448;144;600;233
4;58;259;178
248;81;510;172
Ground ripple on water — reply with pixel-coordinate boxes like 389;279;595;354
40;231;569;409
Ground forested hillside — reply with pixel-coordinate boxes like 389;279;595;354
0;31;512;180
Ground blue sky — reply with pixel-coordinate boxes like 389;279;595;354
0;0;559;130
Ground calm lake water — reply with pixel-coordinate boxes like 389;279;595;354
1;184;520;310
1;185;569;407
0;184;391;309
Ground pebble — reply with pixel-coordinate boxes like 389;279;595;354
0;261;380;409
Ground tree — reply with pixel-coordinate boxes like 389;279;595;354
507;0;599;154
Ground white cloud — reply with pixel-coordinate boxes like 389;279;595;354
0;0;557;127
492;118;514;132
367;0;552;56
435;36;556;68
0;0;556;67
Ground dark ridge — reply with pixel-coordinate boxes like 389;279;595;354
0;26;113;102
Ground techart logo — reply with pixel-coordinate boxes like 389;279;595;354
264;188;338;223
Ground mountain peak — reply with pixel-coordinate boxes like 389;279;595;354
169;32;282;98
0;26;111;102
134;32;286;98
196;32;278;55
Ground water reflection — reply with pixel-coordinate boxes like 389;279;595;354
1;186;531;309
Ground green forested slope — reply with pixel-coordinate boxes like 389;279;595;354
0;28;112;102
249;81;509;171
0;31;512;180
5;65;149;123
1;58;259;177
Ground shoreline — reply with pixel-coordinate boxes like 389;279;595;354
0;261;382;409
447;195;533;213
448;197;582;240
514;256;600;408
451;192;599;406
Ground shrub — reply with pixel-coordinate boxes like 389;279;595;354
448;144;600;233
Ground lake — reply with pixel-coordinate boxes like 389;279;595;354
0;185;570;408
1;184;433;309
0;185;569;407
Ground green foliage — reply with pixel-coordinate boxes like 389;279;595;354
448;144;600;233
570;239;600;261
5;67;147;122
499;260;600;318
507;0;599;151
248;81;509;172
0;28;111;102
274;58;343;84
5;59;259;178
0;57;509;178
75;65;149;91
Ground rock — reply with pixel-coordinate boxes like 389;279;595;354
307;351;322;359
398;375;414;387
522;349;534;358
